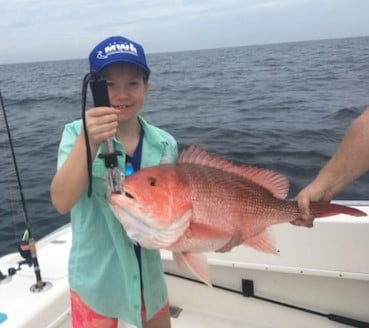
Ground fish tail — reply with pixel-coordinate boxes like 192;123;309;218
310;202;367;218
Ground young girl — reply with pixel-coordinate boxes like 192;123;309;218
50;35;177;328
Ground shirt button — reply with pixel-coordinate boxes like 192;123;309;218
134;304;139;310
133;275;138;280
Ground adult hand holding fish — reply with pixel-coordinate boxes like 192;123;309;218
109;145;367;286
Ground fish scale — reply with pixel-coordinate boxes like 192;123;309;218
180;163;294;231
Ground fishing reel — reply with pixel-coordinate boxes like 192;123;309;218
17;240;33;266
0;236;52;291
0;240;34;284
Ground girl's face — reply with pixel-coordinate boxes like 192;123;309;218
101;63;148;122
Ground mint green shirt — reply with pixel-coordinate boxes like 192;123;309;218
57;116;178;328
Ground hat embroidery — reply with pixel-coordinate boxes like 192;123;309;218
96;42;138;60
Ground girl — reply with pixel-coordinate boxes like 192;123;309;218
50;35;177;328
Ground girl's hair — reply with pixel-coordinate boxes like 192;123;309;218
100;62;149;83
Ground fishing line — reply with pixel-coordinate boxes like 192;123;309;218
0;88;49;291
0;90;29;231
81;72;94;197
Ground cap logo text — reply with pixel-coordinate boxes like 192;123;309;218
96;42;138;59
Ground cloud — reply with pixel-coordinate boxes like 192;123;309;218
1;0;369;64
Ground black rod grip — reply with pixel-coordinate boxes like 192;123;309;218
90;78;110;107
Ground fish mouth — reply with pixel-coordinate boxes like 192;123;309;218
125;192;134;199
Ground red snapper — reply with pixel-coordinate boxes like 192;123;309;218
109;145;367;285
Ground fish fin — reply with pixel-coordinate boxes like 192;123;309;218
310;202;367;218
178;145;289;199
186;222;232;239
173;251;212;286
172;252;188;272
243;229;279;254
236;167;289;199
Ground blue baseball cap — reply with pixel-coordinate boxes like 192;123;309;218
89;35;150;78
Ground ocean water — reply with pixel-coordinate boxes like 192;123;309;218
0;36;369;257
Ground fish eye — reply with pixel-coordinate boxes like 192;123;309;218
148;177;157;186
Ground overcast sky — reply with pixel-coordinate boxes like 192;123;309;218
1;0;369;64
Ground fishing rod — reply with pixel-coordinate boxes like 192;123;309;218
81;72;122;197
0;88;50;292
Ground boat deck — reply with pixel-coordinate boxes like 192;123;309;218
166;274;355;328
53;273;354;328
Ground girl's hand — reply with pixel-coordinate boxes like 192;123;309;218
85;107;120;147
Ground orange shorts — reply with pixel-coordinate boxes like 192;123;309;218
70;290;169;328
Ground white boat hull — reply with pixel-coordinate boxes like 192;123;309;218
0;225;71;328
1;202;368;327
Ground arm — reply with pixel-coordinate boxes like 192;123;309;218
50;107;119;214
294;107;369;225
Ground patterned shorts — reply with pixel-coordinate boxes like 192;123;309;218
70;290;169;328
